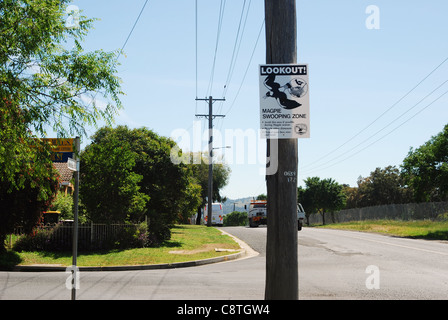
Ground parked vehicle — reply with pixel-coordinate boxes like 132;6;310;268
203;202;224;226
297;203;305;230
246;200;305;230
247;200;267;228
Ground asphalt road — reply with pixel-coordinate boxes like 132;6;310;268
224;226;448;299
296;227;448;299
1;226;448;300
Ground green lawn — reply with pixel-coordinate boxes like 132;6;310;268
0;225;241;269
316;219;448;240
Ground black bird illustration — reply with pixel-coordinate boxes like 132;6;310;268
263;74;301;109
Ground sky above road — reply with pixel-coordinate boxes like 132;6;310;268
64;0;448;199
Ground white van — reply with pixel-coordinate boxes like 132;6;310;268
203;202;224;226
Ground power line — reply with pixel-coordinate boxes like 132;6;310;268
216;18;264;133
199;1;256;132
300;55;448;170
223;18;264;117
301;84;448;175
216;0;252;125
195;0;199;118
116;0;150;62
206;0;227;97
83;0;150;138
302;78;448;173
216;18;264;134
195;0;198;99
221;0;250;100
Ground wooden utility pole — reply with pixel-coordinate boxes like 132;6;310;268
196;96;225;226
264;0;299;300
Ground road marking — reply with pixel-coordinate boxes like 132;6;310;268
334;230;448;257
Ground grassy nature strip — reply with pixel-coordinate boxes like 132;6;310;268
2;225;241;268
316;219;448;240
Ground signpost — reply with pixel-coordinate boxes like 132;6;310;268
66;138;80;300
41;137;80;299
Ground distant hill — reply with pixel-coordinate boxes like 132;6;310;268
222;197;254;214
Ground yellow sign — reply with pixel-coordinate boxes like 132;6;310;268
43;138;74;152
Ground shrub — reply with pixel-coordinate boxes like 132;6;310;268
113;221;151;249
13;221;154;252
223;211;248;226
146;219;171;247
13;224;66;252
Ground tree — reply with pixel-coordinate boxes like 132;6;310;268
177;176;202;224
298;177;346;225
0;0;122;250
80;126;202;244
256;194;267;200
0;99;60;251
353;166;412;208
0;157;59;252
188;152;231;225
297;185;314;226
0;0;122;185
223;211;247;226
0;0;122;143
49;191;74;220
320;178;346;224
342;185;359;209
80;133;149;223
402;124;448;202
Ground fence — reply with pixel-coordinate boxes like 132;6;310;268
307;201;448;225
12;222;144;251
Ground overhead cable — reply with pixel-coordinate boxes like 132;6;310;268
301;56;448;170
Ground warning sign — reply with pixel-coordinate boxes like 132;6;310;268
259;64;310;138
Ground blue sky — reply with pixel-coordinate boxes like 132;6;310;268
66;0;448;199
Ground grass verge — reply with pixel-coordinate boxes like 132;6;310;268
0;225;241;269
315;219;448;240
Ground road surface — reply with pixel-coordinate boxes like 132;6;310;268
1;226;447;299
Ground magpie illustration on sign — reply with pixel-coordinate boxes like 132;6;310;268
259;64;310;139
262;74;308;109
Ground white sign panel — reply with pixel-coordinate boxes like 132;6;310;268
259;64;310;139
67;157;79;172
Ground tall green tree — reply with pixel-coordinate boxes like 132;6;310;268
0;0;122;250
402;124;448;202
351;166;412;208
1;0;122;141
80;134;149;223
0;154;59;252
298;177;346;225
1;0;122;186
80;126;202;244
0;98;61;251
188;152;230;224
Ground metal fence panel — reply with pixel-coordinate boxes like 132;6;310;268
307;201;448;225
12;222;141;251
